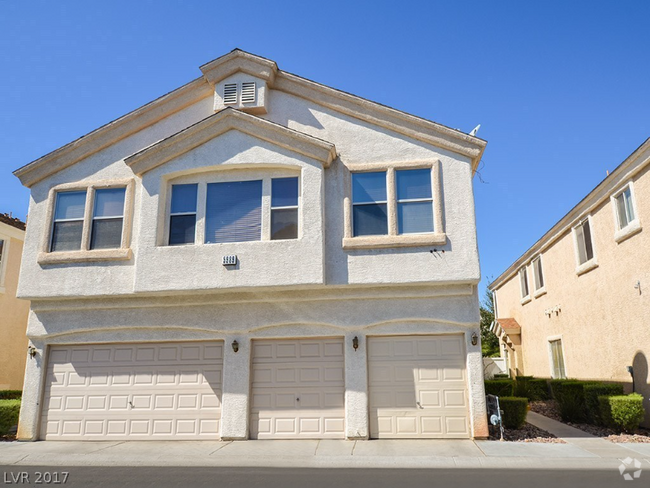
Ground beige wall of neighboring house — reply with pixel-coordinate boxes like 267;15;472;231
490;139;650;425
0;214;30;390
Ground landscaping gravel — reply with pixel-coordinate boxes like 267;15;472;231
530;400;650;443
488;422;564;443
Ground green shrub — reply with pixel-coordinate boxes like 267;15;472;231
0;400;21;435
599;394;645;433
484;379;515;397
493;374;509;379
550;380;592;422
514;376;549;401
584;383;624;424
0;391;22;400
499;397;529;429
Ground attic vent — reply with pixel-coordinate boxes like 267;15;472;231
241;82;256;103
223;83;238;105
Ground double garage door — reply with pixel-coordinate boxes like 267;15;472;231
40;336;468;440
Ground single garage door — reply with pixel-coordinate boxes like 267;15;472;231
41;341;223;440
250;338;345;439
368;335;469;438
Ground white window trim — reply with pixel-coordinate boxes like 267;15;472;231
343;160;445;249
38;179;135;265
164;169;301;246
611;181;642;244
572;215;598;276
547;335;567;379
531;255;547;298
519;266;531;304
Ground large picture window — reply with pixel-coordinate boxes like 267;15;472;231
205;180;263;244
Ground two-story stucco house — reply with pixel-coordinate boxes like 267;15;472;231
14;50;488;441
489;138;650;424
0;214;30;391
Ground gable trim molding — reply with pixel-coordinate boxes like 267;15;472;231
125;108;337;175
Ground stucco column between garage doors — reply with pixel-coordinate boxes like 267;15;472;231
220;335;251;440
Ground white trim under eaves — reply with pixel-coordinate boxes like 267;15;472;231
489;138;650;292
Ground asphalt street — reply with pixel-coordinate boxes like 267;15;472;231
0;466;639;488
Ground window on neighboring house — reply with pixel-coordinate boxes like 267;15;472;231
51;191;87;252
169;184;198;246
90;188;126;250
519;267;529;299
205;180;263;244
614;186;636;230
0;239;4;280
574;218;594;265
533;256;544;291
396;168;434;234
271;177;299;240
549;339;566;379
352;172;388;236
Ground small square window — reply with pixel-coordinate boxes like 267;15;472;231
614;186;636;230
169;184;198;246
271;177;299;240
532;256;544;291
574;218;594;265
519;267;529;299
50;191;87;252
352;172;388;237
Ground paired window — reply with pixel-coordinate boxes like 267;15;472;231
519;267;529;299
549;339;566;379
168;176;299;246
50;188;126;252
532;256;544;291
614;185;636;230
574;217;594;266
351;168;434;237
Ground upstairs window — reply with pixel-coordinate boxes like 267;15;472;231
169;184;198;246
90;188;126;250
51;191;87;252
396;169;434;234
271;177;299;240
614;185;636;230
205;180;263;244
532;256;544;291
519;267;529;300
352;172;388;236
574;217;594;265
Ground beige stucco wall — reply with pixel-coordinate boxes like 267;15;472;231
493;161;650;423
0;224;30;390
14;64;488;440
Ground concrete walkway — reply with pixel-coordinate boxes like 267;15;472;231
1;436;649;470
526;411;640;459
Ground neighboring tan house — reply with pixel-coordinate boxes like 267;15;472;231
489;138;650;423
13;50;488;441
0;213;30;390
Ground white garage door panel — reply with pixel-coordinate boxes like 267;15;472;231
250;339;345;439
41;342;223;440
368;335;469;439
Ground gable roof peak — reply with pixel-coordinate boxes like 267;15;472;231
200;50;278;87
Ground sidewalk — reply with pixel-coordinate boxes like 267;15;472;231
1;436;650;470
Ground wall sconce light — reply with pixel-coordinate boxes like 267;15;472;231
28;346;37;358
471;332;478;346
352;336;359;351
231;340;239;353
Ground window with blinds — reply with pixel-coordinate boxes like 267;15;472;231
205;180;263;244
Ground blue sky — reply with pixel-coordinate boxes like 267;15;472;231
1;1;649;297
